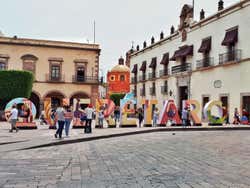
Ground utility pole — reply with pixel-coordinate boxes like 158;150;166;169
94;20;95;44
192;0;195;18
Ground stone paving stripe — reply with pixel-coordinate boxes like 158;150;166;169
20;126;250;151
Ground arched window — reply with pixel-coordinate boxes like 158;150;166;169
21;54;38;74
120;75;125;81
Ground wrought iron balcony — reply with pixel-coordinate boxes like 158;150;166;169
139;74;147;82
131;77;137;84
148;72;157;80
150;87;156;96
161;86;168;95
171;63;191;74
72;75;100;84
159;69;169;77
219;49;242;65
196;57;214;69
46;74;65;83
140;88;146;96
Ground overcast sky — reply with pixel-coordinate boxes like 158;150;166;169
0;0;237;77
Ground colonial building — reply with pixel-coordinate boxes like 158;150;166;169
130;0;250;122
107;57;130;97
0;36;101;117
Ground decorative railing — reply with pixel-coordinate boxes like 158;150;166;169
72;75;100;83
148;72;157;79
159;69;169;77
196;57;214;69
139;74;147;82
219;49;242;65
171;63;191;74
131;77;137;84
46;74;65;82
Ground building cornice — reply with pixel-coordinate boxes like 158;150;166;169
0;36;101;52
130;0;249;58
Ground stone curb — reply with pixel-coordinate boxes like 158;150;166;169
21;126;250;150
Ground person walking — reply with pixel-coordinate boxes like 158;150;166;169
85;104;94;133
182;107;188;127
54;104;65;139
98;107;104;128
153;107;159;127
64;106;73;137
137;108;144;128
114;106;120;125
8;104;19;132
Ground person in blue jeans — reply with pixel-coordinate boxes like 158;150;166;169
54;105;65;139
64;106;73;137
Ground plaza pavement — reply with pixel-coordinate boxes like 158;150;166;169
0;121;250;152
1;121;250;187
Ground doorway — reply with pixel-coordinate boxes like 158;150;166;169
179;86;188;110
29;92;40;118
242;96;250;115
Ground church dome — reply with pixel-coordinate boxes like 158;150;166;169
110;56;130;72
111;64;130;72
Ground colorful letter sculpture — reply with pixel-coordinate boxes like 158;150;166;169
158;100;182;126
44;98;56;129
120;93;137;127
141;99;158;127
72;99;87;128
5;97;37;129
183;100;202;126
96;99;116;128
203;100;226;126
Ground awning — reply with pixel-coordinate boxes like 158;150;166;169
140;61;147;71
149;57;157;68
131;64;138;73
198;37;211;53
160;53;169;65
170;45;193;61
222;28;238;46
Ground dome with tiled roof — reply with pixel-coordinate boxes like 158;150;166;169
110;57;130;72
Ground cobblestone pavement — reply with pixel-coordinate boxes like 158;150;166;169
1;130;250;187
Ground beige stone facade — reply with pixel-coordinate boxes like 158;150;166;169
0;36;101;116
130;0;250;122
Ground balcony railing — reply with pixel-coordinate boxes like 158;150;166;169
72;75;100;84
159;69;169;77
46;74;65;82
131;77;137;84
139;74;147;82
150;87;156;96
196;57;214;69
140;88;146;96
219;49;242;65
148;72;157;80
161;86;168;95
171;63;191;74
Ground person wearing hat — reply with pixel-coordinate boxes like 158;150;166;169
84;104;94;133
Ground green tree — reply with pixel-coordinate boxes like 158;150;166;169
110;93;126;106
0;70;34;109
